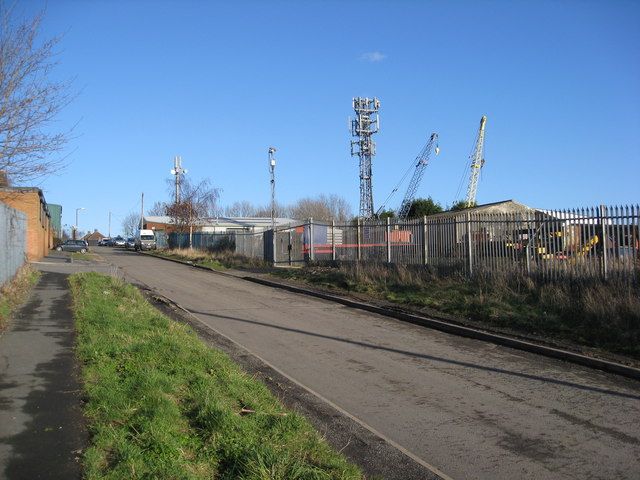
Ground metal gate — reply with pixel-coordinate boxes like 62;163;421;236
274;226;305;266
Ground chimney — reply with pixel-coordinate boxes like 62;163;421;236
0;170;9;187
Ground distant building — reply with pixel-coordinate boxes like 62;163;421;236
82;229;106;246
424;199;539;245
143;216;299;234
429;199;535;219
0;187;53;261
48;203;63;239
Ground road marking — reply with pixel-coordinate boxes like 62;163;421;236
175;301;455;480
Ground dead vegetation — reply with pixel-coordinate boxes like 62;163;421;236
0;265;40;330
274;261;640;361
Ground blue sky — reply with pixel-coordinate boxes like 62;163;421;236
18;0;640;235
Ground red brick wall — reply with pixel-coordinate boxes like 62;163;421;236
0;190;52;261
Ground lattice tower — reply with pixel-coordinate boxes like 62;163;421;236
350;97;380;219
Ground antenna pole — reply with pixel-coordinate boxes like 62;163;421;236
171;156;186;204
268;147;277;230
175;156;181;203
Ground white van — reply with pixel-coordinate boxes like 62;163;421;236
135;229;157;251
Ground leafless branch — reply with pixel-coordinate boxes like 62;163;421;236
0;3;74;184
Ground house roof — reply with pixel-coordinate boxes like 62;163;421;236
83;231;106;240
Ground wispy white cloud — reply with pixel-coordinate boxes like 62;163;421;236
360;51;387;63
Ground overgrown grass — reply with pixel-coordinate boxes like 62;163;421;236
151;248;270;271
70;272;362;480
271;262;640;360
0;265;40;330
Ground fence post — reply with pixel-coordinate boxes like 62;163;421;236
422;216;428;265
288;224;292;266
331;220;336;261
466;212;473;277
525;216;531;276
272;226;277;266
386;217;392;263
357;218;362;261
309;218;315;262
251;226;255;258
600;205;608;280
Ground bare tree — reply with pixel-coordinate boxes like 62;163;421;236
0;5;74;184
224;200;257;217
289;194;352;221
166;177;221;244
324;194;352;221
121;212;140;237
147;200;168;216
253;201;288;219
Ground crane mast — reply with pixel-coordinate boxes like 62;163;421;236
465;116;487;208
397;133;439;219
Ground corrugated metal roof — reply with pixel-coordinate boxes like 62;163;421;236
426;199;534;219
143;216;299;228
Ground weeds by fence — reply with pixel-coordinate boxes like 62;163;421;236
161;204;639;282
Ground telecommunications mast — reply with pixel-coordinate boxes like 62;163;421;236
170;156;188;203
350;97;380;219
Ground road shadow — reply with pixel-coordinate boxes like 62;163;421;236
188;308;640;401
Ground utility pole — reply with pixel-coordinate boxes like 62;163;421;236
75;207;85;240
350;97;380;219
140;192;144;230
108;211;111;238
268;147;277;230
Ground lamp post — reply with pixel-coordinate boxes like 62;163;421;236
74;207;85;240
268;147;276;230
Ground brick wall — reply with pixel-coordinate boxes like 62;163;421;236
0;189;52;261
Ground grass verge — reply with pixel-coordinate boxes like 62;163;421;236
71;252;99;262
270;262;640;362
0;265;40;331
150;248;270;271
70;272;362;480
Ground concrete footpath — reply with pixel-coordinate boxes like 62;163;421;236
0;255;111;479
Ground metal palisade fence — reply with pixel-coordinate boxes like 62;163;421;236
0;202;27;286
165;204;639;281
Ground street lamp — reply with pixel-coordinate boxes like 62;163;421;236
268;147;276;230
74;207;85;240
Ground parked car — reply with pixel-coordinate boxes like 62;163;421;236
98;237;110;246
125;237;136;250
111;236;126;247
134;229;157;251
55;240;89;253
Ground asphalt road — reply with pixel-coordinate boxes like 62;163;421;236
101;248;640;480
